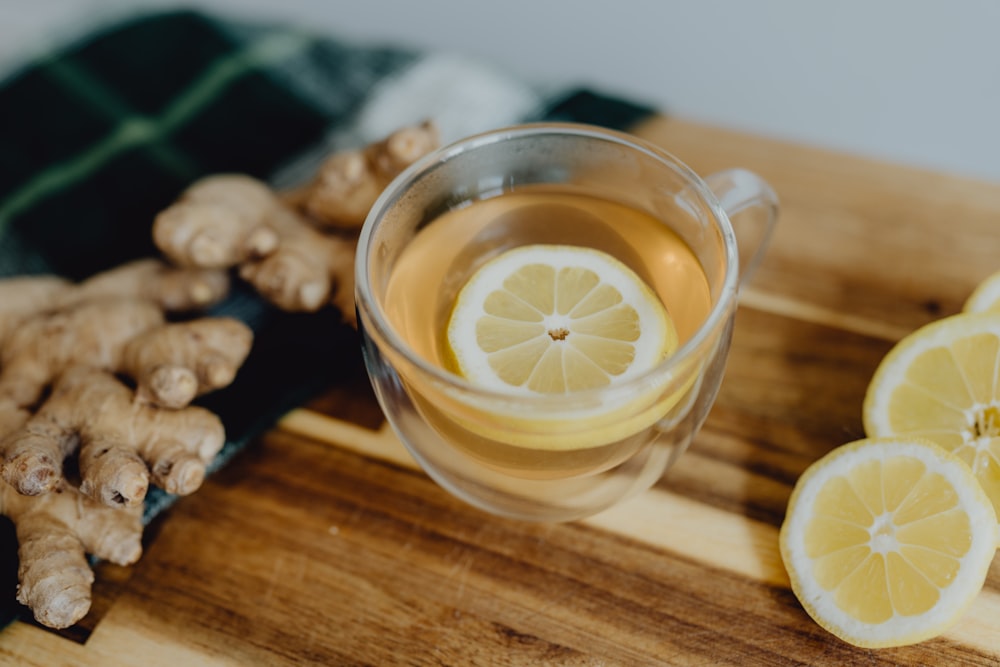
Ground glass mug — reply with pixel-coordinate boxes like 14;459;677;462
356;123;778;522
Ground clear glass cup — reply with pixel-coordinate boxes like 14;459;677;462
356;123;778;522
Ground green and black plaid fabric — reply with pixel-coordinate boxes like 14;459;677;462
0;6;655;587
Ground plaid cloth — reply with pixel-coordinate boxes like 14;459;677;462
0;8;655;626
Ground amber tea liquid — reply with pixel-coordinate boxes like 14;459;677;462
382;185;714;479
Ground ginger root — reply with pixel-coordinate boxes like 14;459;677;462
238;206;358;320
286;121;439;230
2;366;226;505
0;259;228;333
0;284;241;628
151;123;438;326
0;276;72;345
0;304;246;501
153;174;358;323
68;258;230;312
0;292;247;498
0;121;436;630
0;292;249;411
120;317;253;409
0;260;230;389
153;175;282;269
0;297;165;409
1;480;143;629
0;402;143;630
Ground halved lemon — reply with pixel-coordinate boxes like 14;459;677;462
863;311;1000;516
964;270;1000;313
447;244;677;394
780;437;998;648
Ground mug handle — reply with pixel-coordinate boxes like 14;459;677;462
703;169;779;287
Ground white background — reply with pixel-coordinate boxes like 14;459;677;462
2;0;999;182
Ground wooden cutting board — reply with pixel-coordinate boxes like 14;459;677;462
3;116;1000;666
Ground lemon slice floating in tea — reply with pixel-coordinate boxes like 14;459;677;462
446;244;678;394
780;437;998;649
863;311;1000;516
964;270;1000;313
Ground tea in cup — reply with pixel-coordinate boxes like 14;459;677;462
356;123;777;521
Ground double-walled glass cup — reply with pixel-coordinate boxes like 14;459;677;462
356;123;778;522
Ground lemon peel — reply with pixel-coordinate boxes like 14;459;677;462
964;270;1000;313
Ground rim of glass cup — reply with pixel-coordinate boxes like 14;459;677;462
356;122;740;409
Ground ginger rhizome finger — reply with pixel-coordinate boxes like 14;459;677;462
0;276;71;314
0;260;228;336
0;297;165;408
119;317;254;409
238;206;358;321
1;366;226;505
286;121;439;230
153;174;282;268
1;478;143;629
68;258;231;312
0;276;72;345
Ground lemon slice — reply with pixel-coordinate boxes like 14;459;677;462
863;312;1000;516
780;437;998;649
447;244;677;394
964;270;1000;313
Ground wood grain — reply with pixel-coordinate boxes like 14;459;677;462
2;116;1000;666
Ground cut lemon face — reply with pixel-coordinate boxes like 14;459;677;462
447;244;678;395
780;437;998;649
863;312;1000;516
964;270;1000;313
